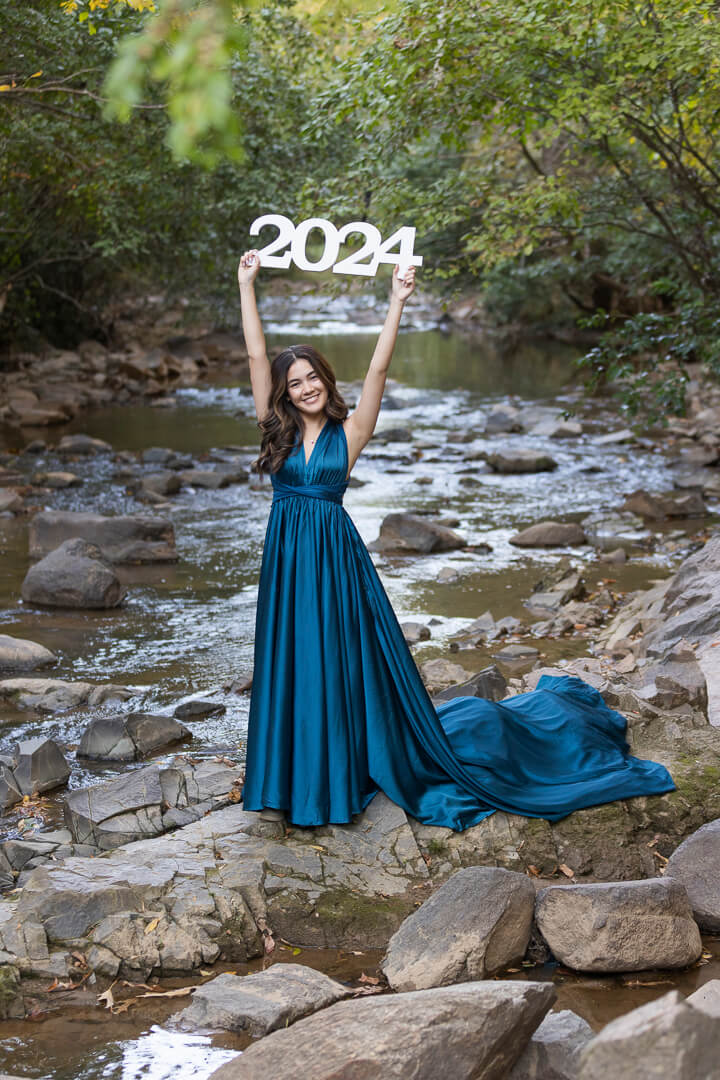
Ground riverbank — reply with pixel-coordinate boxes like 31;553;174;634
1;298;720;1077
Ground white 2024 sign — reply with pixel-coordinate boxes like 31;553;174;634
249;215;423;278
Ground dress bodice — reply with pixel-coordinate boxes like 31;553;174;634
271;419;349;504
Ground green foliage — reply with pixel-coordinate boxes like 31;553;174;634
102;0;249;166
303;0;720;412
0;0;337;347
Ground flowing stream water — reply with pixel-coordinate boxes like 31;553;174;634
0;291;717;1077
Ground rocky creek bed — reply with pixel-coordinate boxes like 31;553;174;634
1;295;720;1077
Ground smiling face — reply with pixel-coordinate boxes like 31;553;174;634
286;358;329;420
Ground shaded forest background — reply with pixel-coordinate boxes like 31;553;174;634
2;0;720;415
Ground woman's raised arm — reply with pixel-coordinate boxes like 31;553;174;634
238;249;272;421
344;265;416;472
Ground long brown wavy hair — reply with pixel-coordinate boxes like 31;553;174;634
254;344;349;474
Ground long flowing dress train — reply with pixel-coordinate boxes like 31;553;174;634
242;419;674;829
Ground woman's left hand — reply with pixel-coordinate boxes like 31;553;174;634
392;264;416;302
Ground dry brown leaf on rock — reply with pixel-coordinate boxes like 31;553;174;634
97;982;117;1010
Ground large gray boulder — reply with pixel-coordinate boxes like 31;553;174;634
78;712;192;761
666;818;720;931
509;1009;593;1080
368;513;467;554
21;538;125;609
535;879;702;972
642;533;720;656
208;981;557;1080
29;510;177;563
63;759;243;849
0;634;56;673
12;738;71;795
176;965;352;1037
510;522;587;547
577;991;720;1080
382;866;535;991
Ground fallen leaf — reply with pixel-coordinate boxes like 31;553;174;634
526;865;541;877
264;935;276;955
97;983;117;1010
144;917;160;935
292;948;302;956
359;972;380;985
308;845;326;852
112;999;135;1013
558;864;575;879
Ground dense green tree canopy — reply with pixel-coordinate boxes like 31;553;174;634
2;0;720;415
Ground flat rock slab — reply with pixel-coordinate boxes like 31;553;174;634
509;1009;593;1080
28;510;178;563
382;866;535;991
63;760;242;849
0;635;56;673
577;990;720;1079
666;818;720;931
536;878;702;972
208;981;557;1080
176;964;352;1036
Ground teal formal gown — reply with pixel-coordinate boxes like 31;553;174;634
243;419;674;829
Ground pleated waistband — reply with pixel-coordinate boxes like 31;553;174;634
272;480;347;505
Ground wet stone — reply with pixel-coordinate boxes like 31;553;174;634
173;698;227;720
535;878;702;972
11;738;71;796
78;712;192;761
577;991;720;1080
666;818;720;932
509;1008;593;1080
207;981;557;1080
21;538;125;610
175;964;352;1037
382;867;535;991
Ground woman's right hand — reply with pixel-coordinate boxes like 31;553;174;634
238;249;261;287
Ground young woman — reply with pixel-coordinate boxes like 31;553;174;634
237;248;675;829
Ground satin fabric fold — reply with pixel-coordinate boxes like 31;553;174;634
243;419;675;829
